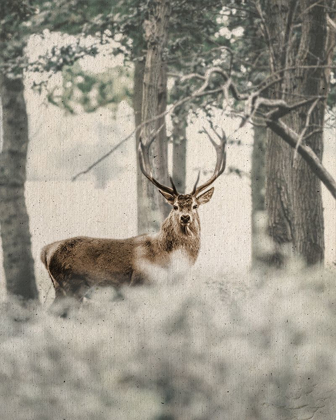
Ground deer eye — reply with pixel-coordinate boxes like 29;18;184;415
173;205;178;210
193;204;198;209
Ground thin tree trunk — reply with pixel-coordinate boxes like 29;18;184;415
133;59;147;234
172;108;187;194
156;54;170;218
139;0;170;234
265;0;327;266
134;57;169;234
251;122;266;266
0;74;38;300
171;78;187;194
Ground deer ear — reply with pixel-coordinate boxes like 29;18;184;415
197;187;214;205
159;190;175;205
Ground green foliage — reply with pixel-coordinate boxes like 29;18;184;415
30;41;99;78
46;63;132;113
0;0;36;37
0;0;38;78
28;0;231;116
33;0;114;35
0;1;271;118
166;3;269;128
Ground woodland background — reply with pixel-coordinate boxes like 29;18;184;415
0;1;336;419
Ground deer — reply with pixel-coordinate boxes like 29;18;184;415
41;127;226;310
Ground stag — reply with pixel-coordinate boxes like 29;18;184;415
41;128;226;307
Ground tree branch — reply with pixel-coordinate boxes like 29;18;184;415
72;63;336;201
265;118;336;199
71;134;131;182
293;98;319;161
266;96;325;120
71;71;223;181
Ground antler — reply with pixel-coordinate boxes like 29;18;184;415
138;135;178;196
192;126;227;196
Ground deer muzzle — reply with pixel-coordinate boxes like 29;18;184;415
180;214;191;225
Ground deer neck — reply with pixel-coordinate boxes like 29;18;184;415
155;212;201;264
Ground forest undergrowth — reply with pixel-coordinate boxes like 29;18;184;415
0;265;336;420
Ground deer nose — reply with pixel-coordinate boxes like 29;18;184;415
181;215;190;224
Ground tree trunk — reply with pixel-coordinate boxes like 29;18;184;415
0;74;39;300
139;0;170;234
133;59;147;234
172;110;187;194
134;56;169;234
156;52;170;218
265;0;327;266
251;122;266;266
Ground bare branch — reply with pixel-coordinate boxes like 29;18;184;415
71;69;223;181
254;0;275;71
266;97;324;120
72;122;166;182
265;118;336;199
71;62;336;202
297;0;325;20
281;0;299;69
302;128;324;142
242;97;288;127
293;98;319;162
71;134;131;182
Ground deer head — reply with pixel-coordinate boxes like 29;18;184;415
138;126;227;236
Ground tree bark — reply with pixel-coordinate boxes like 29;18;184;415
156;52;170;218
251;122;266;266
172;110;187;194
134;58;170;234
139;0;170;234
0;74;39;300
133;59;146;234
265;0;327;266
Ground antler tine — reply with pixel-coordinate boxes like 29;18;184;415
138;136;177;196
170;177;178;195
203;126;226;149
208;121;218;140
209;121;227;143
192;127;227;196
221;127;226;141
202;126;218;148
191;170;201;194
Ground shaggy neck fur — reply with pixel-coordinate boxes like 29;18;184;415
155;211;201;264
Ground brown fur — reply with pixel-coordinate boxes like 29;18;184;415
41;193;204;305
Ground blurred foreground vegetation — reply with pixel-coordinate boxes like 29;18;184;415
1;266;336;420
